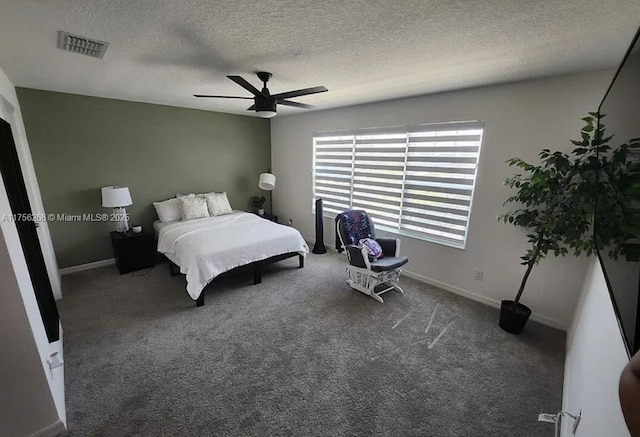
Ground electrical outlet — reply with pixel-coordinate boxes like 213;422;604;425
474;269;483;281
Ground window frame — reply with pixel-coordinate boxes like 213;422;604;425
312;121;484;250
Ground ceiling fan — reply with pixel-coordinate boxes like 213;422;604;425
194;72;328;118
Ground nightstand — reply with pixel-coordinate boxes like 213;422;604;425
254;212;278;223
110;231;155;274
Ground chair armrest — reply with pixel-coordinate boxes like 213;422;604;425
376;238;400;257
346;245;371;269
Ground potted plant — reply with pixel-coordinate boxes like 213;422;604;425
501;112;640;334
499;112;640;333
498;115;600;334
250;196;266;215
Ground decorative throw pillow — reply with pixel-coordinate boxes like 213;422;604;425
359;238;383;259
153;198;182;222
205;192;233;216
179;196;209;221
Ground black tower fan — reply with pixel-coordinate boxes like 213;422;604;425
312;198;327;254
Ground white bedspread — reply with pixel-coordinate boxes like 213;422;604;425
157;212;309;299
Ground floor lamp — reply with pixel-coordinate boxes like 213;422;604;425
258;172;276;215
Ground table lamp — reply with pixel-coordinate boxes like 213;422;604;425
101;186;132;234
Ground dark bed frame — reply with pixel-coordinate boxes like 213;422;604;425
167;252;304;307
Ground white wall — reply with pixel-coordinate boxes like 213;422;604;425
0;229;60;436
562;257;630;437
0;66;65;431
272;70;612;329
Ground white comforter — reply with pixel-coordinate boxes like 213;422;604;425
157;212;309;299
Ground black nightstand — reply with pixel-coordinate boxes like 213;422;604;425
254;212;278;223
110;231;155;274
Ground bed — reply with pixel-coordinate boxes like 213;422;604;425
156;211;309;306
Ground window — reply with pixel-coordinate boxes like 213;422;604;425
313;121;484;249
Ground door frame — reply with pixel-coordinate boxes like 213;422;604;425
0;116;59;342
0;94;61;298
0;86;66;424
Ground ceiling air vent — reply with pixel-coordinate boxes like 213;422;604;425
57;31;109;59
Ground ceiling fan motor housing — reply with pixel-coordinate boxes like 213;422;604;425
255;95;277;112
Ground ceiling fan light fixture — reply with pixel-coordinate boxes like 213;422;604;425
256;109;277;118
193;72;327;118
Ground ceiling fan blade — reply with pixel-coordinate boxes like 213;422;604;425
246;104;256;111
227;75;265;97
272;86;328;100
193;95;254;99
277;100;314;109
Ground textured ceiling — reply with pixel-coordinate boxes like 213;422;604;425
0;0;638;117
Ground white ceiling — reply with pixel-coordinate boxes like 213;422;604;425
0;0;638;117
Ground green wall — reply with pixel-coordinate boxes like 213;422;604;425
17;88;271;268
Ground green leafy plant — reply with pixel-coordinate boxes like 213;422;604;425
499;151;585;306
250;195;266;210
499;112;640;306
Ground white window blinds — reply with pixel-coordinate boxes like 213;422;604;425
313;121;484;248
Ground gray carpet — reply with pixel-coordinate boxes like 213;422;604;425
58;252;565;436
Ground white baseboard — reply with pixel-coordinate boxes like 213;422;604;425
59;258;115;276
401;269;568;331
30;420;66;437
306;239;567;330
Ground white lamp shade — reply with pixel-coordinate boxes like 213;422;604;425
101;186;132;207
256;110;277;118
258;173;276;191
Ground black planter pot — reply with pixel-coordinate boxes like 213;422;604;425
499;300;532;334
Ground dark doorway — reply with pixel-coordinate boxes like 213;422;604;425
0;117;59;342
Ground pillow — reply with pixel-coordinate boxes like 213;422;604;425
179;196;209;221
153;198;182;223
358;238;383;259
177;192;219;199
199;191;220;197
205;192;233;216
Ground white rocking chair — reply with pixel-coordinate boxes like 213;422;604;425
336;210;409;303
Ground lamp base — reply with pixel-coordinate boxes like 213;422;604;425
113;207;129;234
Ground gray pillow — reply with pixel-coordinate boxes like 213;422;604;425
179;196;209;221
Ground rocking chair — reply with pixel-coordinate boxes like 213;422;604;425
336;210;409;303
